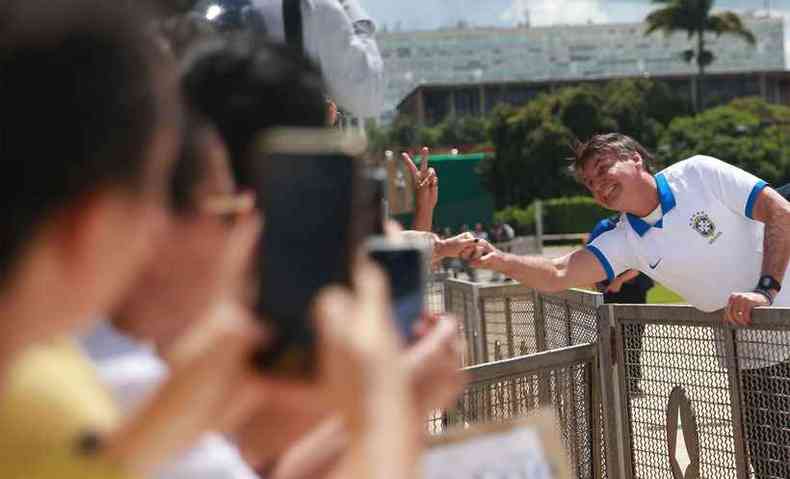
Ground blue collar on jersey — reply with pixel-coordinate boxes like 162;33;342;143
626;174;677;237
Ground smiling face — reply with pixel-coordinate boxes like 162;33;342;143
580;151;645;212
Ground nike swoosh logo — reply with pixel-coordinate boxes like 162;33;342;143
649;259;662;269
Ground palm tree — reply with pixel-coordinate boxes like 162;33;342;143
645;0;756;112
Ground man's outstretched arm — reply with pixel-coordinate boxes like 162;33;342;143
468;241;608;292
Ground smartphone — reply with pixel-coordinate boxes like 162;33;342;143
362;166;388;236
366;237;426;342
252;128;367;377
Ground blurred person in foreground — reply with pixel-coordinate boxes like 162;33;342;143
80;107;261;478
183;36;467;477
0;1;224;477
78;34;464;479
0;4;303;479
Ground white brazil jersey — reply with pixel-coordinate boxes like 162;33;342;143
587;155;789;369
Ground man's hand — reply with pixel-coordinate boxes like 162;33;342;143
434;232;477;260
464;239;502;270
402;147;438;231
606;282;623;294
724;291;771;326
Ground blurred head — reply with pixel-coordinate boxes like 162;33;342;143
114;111;255;348
0;0;181;339
572;133;655;212
182;35;327;187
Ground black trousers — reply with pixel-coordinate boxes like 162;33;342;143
741;361;790;479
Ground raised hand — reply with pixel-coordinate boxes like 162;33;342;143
401;146;438;232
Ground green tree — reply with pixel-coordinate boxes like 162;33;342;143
483;79;690;208
657;98;790;185
645;0;755;112
602;78;689;151
437;116;490;147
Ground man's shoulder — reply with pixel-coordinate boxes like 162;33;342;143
587;215;624;244
662;155;727;178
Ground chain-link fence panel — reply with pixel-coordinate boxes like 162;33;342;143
424;271;447;315
445;279;481;366
735;322;790;479
602;305;790;479
433;344;600;479
475;284;603;364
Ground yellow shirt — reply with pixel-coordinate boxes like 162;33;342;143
0;338;135;479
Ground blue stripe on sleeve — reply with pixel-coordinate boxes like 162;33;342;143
745;180;768;219
586;245;614;282
587;218;617;244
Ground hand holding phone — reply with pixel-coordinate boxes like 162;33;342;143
253;128;367;377
366;237;426;342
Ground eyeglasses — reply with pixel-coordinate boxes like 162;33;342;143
197;191;256;225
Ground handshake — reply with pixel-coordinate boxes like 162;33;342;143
432;233;504;269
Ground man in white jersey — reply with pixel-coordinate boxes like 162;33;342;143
464;133;790;478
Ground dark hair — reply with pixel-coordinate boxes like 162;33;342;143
170;110;216;214
0;0;174;280
570;133;655;183
181;35;327;187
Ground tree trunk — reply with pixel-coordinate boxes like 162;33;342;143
696;29;706;112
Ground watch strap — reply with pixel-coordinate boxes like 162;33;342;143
758;275;782;293
753;288;775;306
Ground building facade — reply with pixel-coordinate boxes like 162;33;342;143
397;70;790;125
378;14;785;121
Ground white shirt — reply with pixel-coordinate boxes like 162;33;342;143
251;0;384;119
79;322;259;479
587;155;790;369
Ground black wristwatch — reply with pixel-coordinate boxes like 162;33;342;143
757;275;782;293
754;275;782;306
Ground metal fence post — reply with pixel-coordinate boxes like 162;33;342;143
723;329;750;479
477;291;488;364
590;350;604;479
533;289;547;352
598;305;623;479
533;290;552;407
587;291;605;479
504;297;520;415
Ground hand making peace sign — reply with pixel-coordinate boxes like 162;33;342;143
401;146;438;213
401;147;438;232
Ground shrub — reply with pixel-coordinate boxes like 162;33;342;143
495;196;613;235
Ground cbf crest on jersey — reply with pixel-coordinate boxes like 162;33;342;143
690;211;722;244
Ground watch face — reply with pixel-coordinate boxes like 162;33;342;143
760;276;778;291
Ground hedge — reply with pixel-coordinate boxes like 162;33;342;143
495;196;614;235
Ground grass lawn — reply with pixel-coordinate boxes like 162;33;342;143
647;283;686;304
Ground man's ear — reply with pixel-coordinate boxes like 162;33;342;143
632;152;645;169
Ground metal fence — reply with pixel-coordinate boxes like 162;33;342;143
434;277;790;479
444;279;603;366
435;279;607;478
427;343;604;479
599;305;790;479
425;271;448;315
